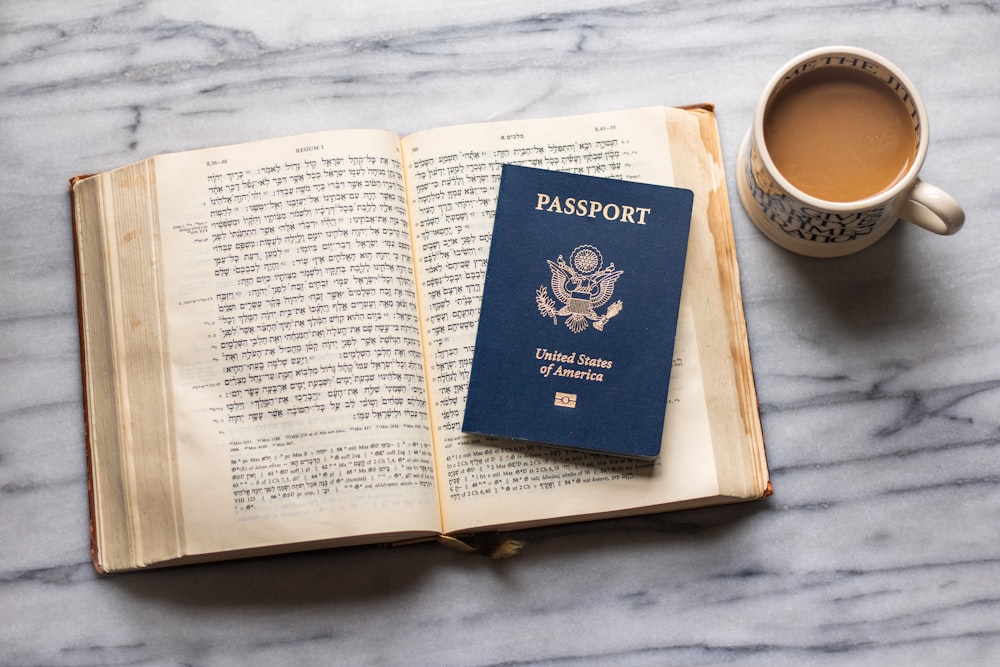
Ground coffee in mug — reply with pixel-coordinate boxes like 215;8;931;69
737;46;963;257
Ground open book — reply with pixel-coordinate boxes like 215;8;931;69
71;105;770;573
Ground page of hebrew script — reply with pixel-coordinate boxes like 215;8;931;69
155;130;442;554
402;107;721;533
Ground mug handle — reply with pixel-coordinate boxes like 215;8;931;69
897;179;965;235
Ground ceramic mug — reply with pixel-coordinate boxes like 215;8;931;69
736;46;964;258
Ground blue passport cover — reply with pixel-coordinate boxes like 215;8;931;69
462;164;694;459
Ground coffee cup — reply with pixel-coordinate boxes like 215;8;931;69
736;46;964;258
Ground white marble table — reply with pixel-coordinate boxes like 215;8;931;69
3;1;999;664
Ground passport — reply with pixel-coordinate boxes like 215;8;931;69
462;164;694;459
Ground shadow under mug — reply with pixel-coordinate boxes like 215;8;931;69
736;46;964;258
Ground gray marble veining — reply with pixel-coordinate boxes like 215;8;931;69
2;1;999;665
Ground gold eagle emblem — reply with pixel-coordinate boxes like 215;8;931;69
536;244;623;333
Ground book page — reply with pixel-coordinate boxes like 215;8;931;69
154;130;441;555
402;108;721;533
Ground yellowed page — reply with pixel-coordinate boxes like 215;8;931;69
155;130;441;555
668;107;770;500
74;164;186;571
402;107;721;533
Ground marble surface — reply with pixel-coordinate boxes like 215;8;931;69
2;1;999;664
